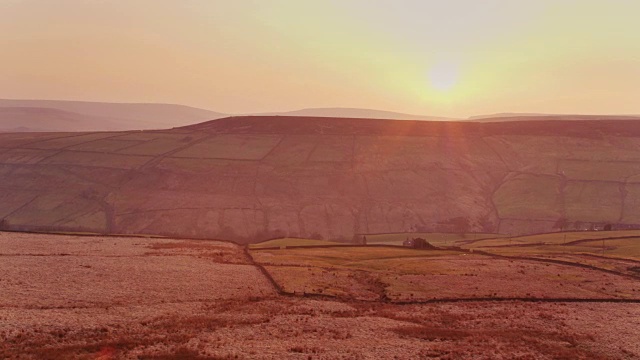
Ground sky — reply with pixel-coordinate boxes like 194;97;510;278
1;0;639;117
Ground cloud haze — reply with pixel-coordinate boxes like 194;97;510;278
1;0;638;117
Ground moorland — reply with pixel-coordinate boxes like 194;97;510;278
2;230;640;359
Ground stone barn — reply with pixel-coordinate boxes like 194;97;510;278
402;237;434;249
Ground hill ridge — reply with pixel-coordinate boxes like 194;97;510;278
2;115;640;242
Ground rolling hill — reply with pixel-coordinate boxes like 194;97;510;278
469;113;640;122
262;107;454;121
0;107;143;132
2;115;640;242
0;99;227;131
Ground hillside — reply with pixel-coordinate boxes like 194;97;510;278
2;115;640;242
469;113;640;122
260;107;454;121
0;99;227;131
0;107;141;132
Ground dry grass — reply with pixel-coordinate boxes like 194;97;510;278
249;238;346;249
363;232;505;247
467;230;640;248
172;134;282;160
0;233;274;310
251;245;640;301
251;246;459;269
4;298;636;359
3;231;640;359
465;230;640;277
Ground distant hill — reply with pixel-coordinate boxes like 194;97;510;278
0;107;137;132
257;107;455;121
0;99;227;131
470;113;640;122
5;99;640;132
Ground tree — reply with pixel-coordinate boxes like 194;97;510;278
552;217;568;231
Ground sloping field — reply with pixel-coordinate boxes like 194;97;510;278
3;116;640;242
462;230;640;278
250;246;640;302
466;230;640;248
363;232;505;246
465;230;640;259
249;237;347;249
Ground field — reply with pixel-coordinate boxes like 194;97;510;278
2;231;640;359
249;238;347;249
462;230;640;275
250;244;640;302
465;230;640;248
363;232;505;246
172;134;283;160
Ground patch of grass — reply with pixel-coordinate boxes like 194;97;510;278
466;231;640;261
249;238;346;249
363;232;504;247
565;181;622;223
467;230;640;248
173;134;282;160
493;174;562;220
572;238;640;260
251;246;457;269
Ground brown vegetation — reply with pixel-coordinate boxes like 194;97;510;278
250;246;640;301
2;231;639;359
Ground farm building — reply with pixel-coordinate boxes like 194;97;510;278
402;237;435;249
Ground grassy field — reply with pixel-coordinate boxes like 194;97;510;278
564;182;622;223
249;238;347;249
252;246;460;268
116;135;201;155
492;174;562;220
67;138;141;153
173;134;282;160
559;159;640;182
250;244;640;301
576;238;640;259
465;230;640;256
39;150;152;169
363;232;505;247
466;230;640;248
463;230;640;274
26;132;122;150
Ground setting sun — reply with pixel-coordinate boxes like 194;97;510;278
428;61;460;92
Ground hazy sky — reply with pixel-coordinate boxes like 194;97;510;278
1;0;639;117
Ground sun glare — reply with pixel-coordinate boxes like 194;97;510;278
428;61;460;92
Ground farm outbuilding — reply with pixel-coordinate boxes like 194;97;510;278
402;237;435;249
